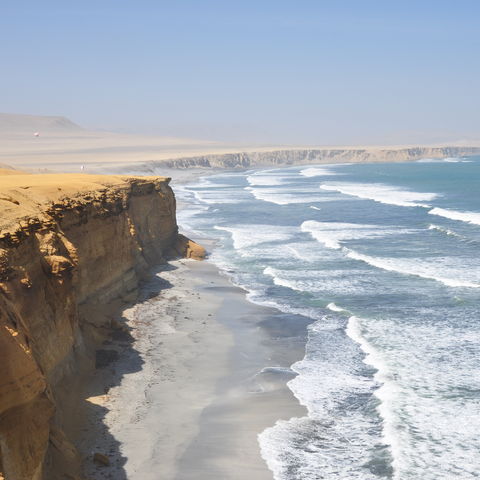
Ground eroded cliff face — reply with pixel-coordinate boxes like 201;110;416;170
151;146;480;169
0;174;203;480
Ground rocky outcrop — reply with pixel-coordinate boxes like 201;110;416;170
0;174;195;480
170;234;206;260
141;146;480;170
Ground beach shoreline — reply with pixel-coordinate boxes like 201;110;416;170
78;254;308;479
75;160;312;479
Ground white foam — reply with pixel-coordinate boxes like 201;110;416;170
263;266;300;291
301;220;411;250
417;157;473;164
193;178;234;188
417;157;460;163
309;206;321;211
443;157;462;163
300;166;339;177
428;207;480;226
214;225;294;250
180;176;250;205
260;309;480;479
320;182;438;208
345;316;402;475
428;224;461;238
345;249;480;288
246;186;330;206
326;302;346;312
246;174;286;186
301;222;342;249
299;221;480;288
351;316;480;479
259;316;386;480
191;189;246;205
263;265;373;295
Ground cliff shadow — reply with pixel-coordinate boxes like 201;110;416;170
76;264;178;480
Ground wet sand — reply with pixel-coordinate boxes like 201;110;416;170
79;255;308;480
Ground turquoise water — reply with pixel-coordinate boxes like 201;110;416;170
176;157;480;479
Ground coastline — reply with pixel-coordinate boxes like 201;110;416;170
7;158;476;478
77;166;312;479
79;255;308;479
0;172;187;480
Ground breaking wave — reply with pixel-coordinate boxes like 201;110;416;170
320;182;438;208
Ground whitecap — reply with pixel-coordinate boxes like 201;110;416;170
443;157;462;163
191;189;247;205
246;174;287;186
214;225;295;250
428;207;480;226
428;224;461;238
301;220;413;250
345;249;480;288
349;316;480;479
326;302;347;312
246;186;331;205
345;316;401;474
259;316;386;480
320;182;438;208
300;167;339;177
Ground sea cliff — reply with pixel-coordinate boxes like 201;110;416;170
0;173;203;480
152;146;480;169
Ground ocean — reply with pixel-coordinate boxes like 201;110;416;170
175;157;480;479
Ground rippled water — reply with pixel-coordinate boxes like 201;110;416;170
176;157;480;479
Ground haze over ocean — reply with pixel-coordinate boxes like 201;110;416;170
177;156;480;479
2;1;480;144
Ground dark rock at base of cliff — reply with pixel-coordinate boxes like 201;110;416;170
169;234;206;260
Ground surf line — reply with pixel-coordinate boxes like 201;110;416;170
346;315;402;477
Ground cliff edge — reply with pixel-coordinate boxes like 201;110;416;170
0;172;204;480
156;146;480;169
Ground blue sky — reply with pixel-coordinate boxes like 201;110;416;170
1;1;479;144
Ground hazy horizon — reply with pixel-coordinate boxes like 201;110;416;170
2;1;480;145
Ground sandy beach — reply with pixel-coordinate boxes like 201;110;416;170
78;247;308;479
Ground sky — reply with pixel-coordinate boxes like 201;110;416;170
1;1;480;145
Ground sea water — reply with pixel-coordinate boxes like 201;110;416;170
175;157;480;479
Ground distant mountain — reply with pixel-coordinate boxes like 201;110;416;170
0;113;83;134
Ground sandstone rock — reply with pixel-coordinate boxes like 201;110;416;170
93;453;110;467
0;174;178;479
43;254;74;277
170;233;206;260
158;146;480;169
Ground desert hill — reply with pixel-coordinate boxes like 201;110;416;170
0;112;83;135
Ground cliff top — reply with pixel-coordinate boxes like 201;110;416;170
0;173;170;233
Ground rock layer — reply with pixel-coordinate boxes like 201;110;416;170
0;173;195;480
151;146;480;169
